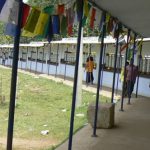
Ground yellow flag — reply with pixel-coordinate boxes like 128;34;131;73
84;0;89;17
138;39;143;49
106;13;110;23
34;12;49;35
24;8;41;33
22;30;36;37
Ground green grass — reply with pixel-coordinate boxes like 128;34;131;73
0;67;109;149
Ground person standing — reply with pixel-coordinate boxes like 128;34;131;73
120;61;129;97
85;55;94;85
126;58;138;99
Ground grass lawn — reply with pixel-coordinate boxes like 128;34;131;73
0;66;109;150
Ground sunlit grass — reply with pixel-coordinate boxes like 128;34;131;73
0;66;109;149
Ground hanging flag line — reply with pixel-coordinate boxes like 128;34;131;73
88;0;142;38
0;0;141;43
0;0;97;40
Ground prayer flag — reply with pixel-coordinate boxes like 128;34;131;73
43;5;55;15
127;49;132;60
82;16;87;27
90;7;96;29
22;30;36;37
68;24;73;36
5;23;17;37
24;8;41;33
106;14;110;23
84;0;90;17
137;39;143;50
107;17;113;34
99;12;105;32
34;12;49;35
120;37;132;52
37;15;53;42
66;7;75;25
47;16;53;42
60;16;67;36
52;15;60;34
57;4;65;15
82;2;91;27
120;44;128;52
0;0;19;25
22;3;30;28
0;0;6;13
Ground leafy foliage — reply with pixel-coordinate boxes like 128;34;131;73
0;22;13;44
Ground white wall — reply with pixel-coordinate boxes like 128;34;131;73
2;41;150;98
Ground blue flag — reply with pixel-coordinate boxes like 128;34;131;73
5;23;17;37
52;15;60;34
0;0;6;13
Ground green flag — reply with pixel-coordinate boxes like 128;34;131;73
60;16;67;36
43;5;55;15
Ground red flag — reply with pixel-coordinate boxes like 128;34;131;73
90;8;96;29
57;4;65;15
120;44;128;52
120;37;132;52
22;3;30;28
68;24;73;36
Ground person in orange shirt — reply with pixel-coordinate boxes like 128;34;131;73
85;55;94;85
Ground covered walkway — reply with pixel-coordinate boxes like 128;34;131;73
56;97;150;150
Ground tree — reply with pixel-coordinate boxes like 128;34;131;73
0;22;13;44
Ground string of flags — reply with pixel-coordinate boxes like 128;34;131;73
0;0;95;41
0;0;137;43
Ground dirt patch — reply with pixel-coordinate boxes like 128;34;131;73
0;137;58;150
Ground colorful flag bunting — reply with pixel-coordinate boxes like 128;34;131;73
82;1;91;27
5;23;17;37
90;7;96;29
34;12;49;35
24;8;41;33
57;4;65;15
22;3;30;28
0;0;6;13
52;15;60;34
0;0;19;25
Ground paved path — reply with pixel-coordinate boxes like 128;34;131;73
56;97;150;150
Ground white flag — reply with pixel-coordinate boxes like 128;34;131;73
0;0;19;25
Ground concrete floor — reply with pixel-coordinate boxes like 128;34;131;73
56;97;150;150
